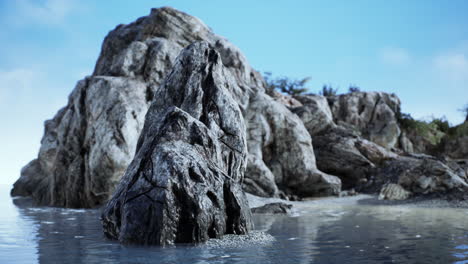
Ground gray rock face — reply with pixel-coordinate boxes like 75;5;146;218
442;136;468;159
312;126;397;190
101;42;252;245
244;92;341;197
365;154;468;198
251;203;292;214
11;77;149;207
292;95;336;135
327;92;401;149
399;131;414;153
12;7;341;207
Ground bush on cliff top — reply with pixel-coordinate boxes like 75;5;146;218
397;112;447;145
264;72;310;96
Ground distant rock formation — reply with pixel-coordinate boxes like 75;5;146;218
251;203;293;214
102;42;252;245
327;92;401;149
291;93;468;200
10;6;468;208
11;7;340;208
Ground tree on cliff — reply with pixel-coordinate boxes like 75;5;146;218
320;84;339;96
264;72;310;96
459;104;468;122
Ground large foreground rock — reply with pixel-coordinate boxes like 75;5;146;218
101;43;252;245
12;7;340;207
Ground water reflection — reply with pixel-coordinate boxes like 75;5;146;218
1;184;468;264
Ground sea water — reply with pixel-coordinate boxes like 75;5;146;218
0;185;467;264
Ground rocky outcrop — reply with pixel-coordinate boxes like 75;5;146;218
327;92;401;149
243;92;341;197
251;203;293;214
312;126;397;190
102;42;252;245
292;94;336;135
442;136;468;159
12;6;464;209
364;154;468;197
439;122;468;159
11;77;149;208
292;93;468;199
11;7;341;207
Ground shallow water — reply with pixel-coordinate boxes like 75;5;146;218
0;185;467;264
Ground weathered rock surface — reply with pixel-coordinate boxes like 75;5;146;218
365;154;468;198
13;6;464;209
311;126;397;190
101;42;252;245
378;184;411;200
251;203;293;214
12;7;340;207
442;136;468;159
244;92;341;197
327;92;401;149
292;94;336;135
11;77;149;207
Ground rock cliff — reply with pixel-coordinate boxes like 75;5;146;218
10;7;467;208
11;7;340;208
291;93;467;199
101;42;252;245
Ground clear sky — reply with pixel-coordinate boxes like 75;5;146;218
0;0;467;186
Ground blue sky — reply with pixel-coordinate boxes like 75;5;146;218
0;0;467;185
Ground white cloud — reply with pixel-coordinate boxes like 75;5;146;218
9;0;77;26
433;52;468;82
380;47;411;66
0;68;38;103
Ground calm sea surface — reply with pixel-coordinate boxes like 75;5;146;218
0;185;467;264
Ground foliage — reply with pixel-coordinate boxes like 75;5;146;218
396;112;447;145
447;121;468;138
459;103;468;122
348;85;361;93
320;84;339;97
263;72;310;96
429;117;450;133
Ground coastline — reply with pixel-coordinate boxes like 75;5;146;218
247;192;468;211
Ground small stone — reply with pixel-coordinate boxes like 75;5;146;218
378;183;411;200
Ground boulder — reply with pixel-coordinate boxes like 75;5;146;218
442;136;468;159
311;126;396;190
251;203;293;214
101;42;252;245
398;131;414;153
244;92;341;197
292;94;336;135
12;7;341;207
365;154;468;197
327;92;401;149
11;77;149;208
378;184;411;200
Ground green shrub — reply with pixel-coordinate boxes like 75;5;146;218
348;85;361;93
320;84;339;97
459;103;468;122
396;112;446;145
263;72;310;96
429;117;450;133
